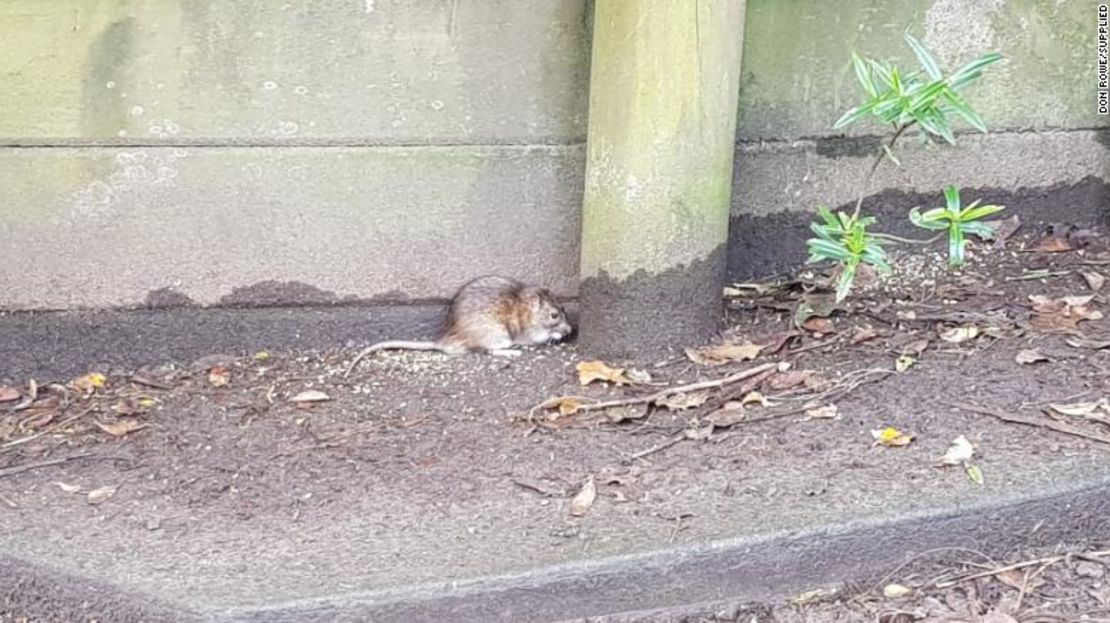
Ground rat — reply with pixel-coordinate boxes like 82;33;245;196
344;275;573;376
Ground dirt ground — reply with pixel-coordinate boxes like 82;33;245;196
2;221;1109;621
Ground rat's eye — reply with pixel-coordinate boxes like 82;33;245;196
549;311;560;320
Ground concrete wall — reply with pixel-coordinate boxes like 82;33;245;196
1;0;1106;310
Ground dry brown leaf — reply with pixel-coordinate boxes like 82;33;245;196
706;404;747;428
0;387;19;402
601;405;648;423
207;366;231;387
1032;235;1073;253
1030;294;1103;331
903;339;930;356
740;391;768;408
1082;271;1106;292
576;360;630;386
994;568;1045;591
685;340;764;366
54;482;82;494
766;370;814;391
849;326;881;344
94;418;148;438
290;390;331;403
760;330;801;355
569;477;596;517
801;317;835;335
654;392;709;411
555;398;583;416
86;485;118;505
1014;349;1050;365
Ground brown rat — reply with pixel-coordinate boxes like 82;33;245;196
344;275;572;376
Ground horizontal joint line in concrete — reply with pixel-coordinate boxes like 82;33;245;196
0;138;587;150
737;125;1107;147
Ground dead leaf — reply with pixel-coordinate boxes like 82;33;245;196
54;482;82;494
1030;294;1103;332
767;370;814;391
850;326;881;344
895;355;916;373
94;418;148;438
760;330;801;354
601;405;648;424
740;391;768;408
1032;235;1073;253
939;435;975;466
625;368;652;384
684;424;714;440
576;361;630;386
1014;349;1049;365
0;387;19;402
1082;272;1106;292
555;398;583;416
569;477;596;517
654;392;709;411
72;373;107;393
706;405;747;428
872;427;913;447
939;326;980;344
903;339;930;356
685;340;764;366
1067;336;1110;350
86;485;118;505
1047;400;1110;419
883;583;913;599
805;404;838;420
290;390;331;403
994;568;1045;591
802;317;835;334
207;366;231;387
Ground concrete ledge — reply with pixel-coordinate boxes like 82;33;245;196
5;475;1108;622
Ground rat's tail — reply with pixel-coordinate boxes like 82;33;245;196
343;340;449;377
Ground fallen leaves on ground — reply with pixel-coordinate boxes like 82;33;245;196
850;326;882;344
801;317;835;334
766;370;819;391
654;391;709;411
938;435;975;465
576;360;631;386
290;390;331;403
902;339;930;356
569;477;596;517
207;366;231;387
1014;349;1050;365
71;373;106;393
882;583;913;599
86;485;118;505
0;387;20;402
1082;272;1106;292
895;355;916;373
94;418;148;438
1031;234;1073;253
1047;400;1110;424
1029;294;1103;332
872;427;913;447
939;326;980;344
805;404;839;420
54;482;82;494
685;339;764;366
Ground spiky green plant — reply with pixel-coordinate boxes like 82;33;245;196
909;185;1004;266
806;207;891;302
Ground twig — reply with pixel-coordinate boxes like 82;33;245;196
0;406;97;453
934;550;1110;589
849;546;998;603
625;433;686;463
530;362;780;418
850;122;913;221
950;401;1110;446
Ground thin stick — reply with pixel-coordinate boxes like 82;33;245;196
530;362;779;417
625;434;686;463
850;122;912;221
0;453;129;479
0;406;97;453
934;550;1110;589
949;401;1110;446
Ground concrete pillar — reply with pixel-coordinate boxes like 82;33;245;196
577;0;747;359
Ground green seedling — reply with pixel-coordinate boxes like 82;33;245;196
909;185;1004;266
806;207;891;302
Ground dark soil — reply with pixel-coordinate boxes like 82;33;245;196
2;224;1109;619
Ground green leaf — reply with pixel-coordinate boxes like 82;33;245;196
960;221;997;240
806;238;852;261
904;34;942;80
833;102;878;129
869;59;895;89
926;109;956;144
943;185;962;213
949;52;1003;90
960;203;1005;221
835;263;858;302
942;90;987;132
851;52;877;97
949;224;966;266
909;207;950;230
908;80;948;113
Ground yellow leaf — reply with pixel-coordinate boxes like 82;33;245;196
557;398;583;416
872;427;913;447
72;373;107;393
965;462;984;485
576;361;630;386
740;391;768;407
895;354;916;373
137;397;157;408
253;351;271;361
